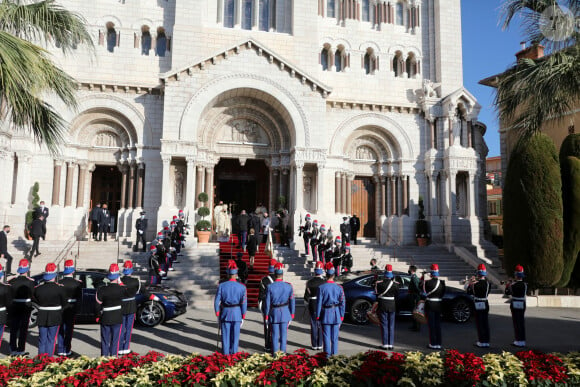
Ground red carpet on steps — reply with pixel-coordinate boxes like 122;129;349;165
219;235;273;307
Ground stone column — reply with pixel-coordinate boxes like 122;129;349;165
430;173;438;216
295;162;304;212
448;170;457;216
279;168;285;201
14;153;32;207
402;175;408;215
341;173;347;214
185;157;195;209
195;165;204;207
136;162;144;208
0;151;13;206
51;159;63;206
205;165;214;211
119;163;128;209
390;176;396;216
282;168;289;202
380;176;386;216
430;120;436;149
316;164;325;213
161;155;172;206
76;162;88;208
268;167;275;211
272;169;279;208
346;174;353;215
64;161;76;207
335;171;341;213
127;162;136;209
468;171;476;217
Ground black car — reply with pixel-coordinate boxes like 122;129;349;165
340;271;474;324
30;269;187;328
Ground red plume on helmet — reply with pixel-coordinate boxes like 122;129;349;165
315;261;325;269
325;262;335;271
227;260;238;270
275;262;284;271
270;259;278;267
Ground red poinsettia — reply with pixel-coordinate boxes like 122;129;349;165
158;352;249;386
255;349;328;386
56;351;164;387
444;349;485;387
516;350;569;384
352;351;406;386
0;354;66;386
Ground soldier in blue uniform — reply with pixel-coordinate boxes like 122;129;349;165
304;261;325;350
0;264;12;348
316;262;345;356
96;264;126;356
57;259;82;356
423;263;446;350
9;259;35;356
375;264;399;350
119;260;140;355
506;264;527;347
258;259;277;351
34;263;66;356
214;260;247;355
466;263;491;348
264;262;295;354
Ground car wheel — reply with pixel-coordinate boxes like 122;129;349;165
350;299;372;324
137;301;166;327
29;306;38;329
450;298;472;323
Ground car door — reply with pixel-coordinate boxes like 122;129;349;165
394;274;413;315
81;272;110;320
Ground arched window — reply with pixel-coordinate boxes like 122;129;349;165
335;48;344;72
406;53;417;78
277;0;292;34
362;0;370;21
224;0;235;28
364;48;376;75
106;22;117;53
396;2;404;25
259;0;270;31
156;27;167;57
393;51;403;77
242;0;253;30
327;0;336;18
141;26;151;55
321;46;330;71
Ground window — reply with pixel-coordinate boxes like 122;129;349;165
242;0;253;30
259;0;270;31
362;0;370;21
393;51;403;77
396;2;404;25
224;0;235;28
156;27;167;57
327;0;336;18
141;26;151;55
335;48;344;72
364;49;376;75
106;22;117;53
488;200;502;216
277;0;292;33
406;53;417;78
321;47;330;70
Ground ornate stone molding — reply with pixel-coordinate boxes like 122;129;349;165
293;148;327;164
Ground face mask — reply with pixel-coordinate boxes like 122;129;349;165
5;230;9;234
141;216;145;219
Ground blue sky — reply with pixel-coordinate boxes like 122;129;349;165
461;0;525;157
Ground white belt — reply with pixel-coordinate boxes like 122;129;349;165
102;306;122;312
0;307;6;311
38;306;62;311
67;299;77;303
122;297;135;302
308;297;317;300
13;298;31;303
379;296;395;300
474;297;488;301
511;297;526;301
427;298;442;302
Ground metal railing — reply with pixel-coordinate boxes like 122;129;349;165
54;234;80;272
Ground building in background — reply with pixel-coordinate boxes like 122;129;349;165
0;0;491;253
486;156;502;246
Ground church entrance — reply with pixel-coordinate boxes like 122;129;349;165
90;165;122;231
351;177;376;238
214;159;270;216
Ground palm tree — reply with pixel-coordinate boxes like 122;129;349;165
496;0;579;136
0;0;93;154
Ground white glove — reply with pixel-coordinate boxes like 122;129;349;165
288;321;292;328
159;270;166;277
240;319;244;328
139;230;143;234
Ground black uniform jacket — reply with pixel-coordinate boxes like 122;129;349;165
0;282;13;325
60;276;83;314
375;278;400;313
33;281;66;327
9;275;35;312
304;276;326;315
135;218;148;232
258;274;274;304
507;280;527;309
120;276;141;315
423;277;446;313
96;283;126;325
468;279;491;312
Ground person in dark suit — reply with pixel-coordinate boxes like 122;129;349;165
339;217;351;245
9;259;35;356
0;264;13;345
33;263;66;356
0;225;13;275
57;260;82;357
135;211;148;252
349;214;361;245
234;252;248;285
34;200;49;229
90;204;101;240
236;210;250;251
97;204;111;241
423;263;446;350
246;228;258;269
29;216;46;257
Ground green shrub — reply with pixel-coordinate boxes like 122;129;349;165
503;133;563;288
25;182;40;229
196;192;211;231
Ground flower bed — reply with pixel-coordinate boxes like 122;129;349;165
1;350;580;386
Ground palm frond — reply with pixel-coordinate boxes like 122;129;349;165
0;0;94;56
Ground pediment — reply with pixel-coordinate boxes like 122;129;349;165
160;38;332;98
441;87;482;119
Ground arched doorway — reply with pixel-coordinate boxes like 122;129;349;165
90;165;122;230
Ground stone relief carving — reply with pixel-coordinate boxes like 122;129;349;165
355;145;377;161
303;174;313;211
220;119;269;145
171;165;186;208
93;131;121;148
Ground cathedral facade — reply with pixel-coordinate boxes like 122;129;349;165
0;0;489;249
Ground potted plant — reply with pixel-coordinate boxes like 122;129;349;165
196;192;211;243
415;196;430;247
25;182;40;240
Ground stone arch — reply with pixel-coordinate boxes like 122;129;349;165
69;107;138;148
331;113;414;160
95;15;123;29
359;41;381;53
179;74;309;147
